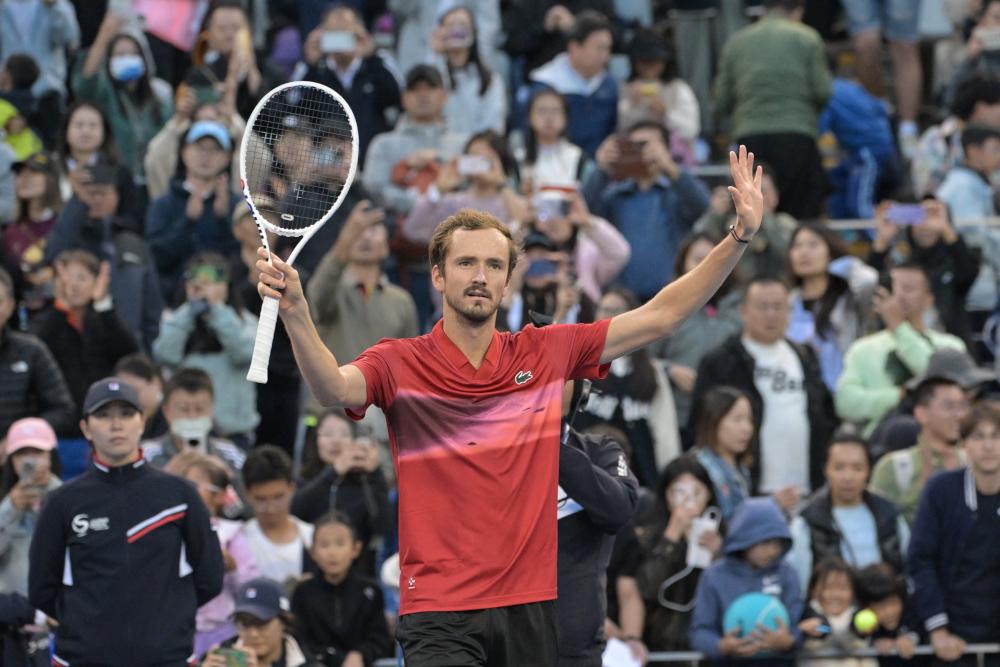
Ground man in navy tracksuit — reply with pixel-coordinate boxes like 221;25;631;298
28;377;224;666
556;380;640;666
907;403;1000;667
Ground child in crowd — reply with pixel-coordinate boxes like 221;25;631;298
291;512;392;667
689;497;803;664
853;564;917;666
166;451;258;659
798;558;876;667
239;445;314;587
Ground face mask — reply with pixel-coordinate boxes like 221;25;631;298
171;416;213;444
109;54;145;83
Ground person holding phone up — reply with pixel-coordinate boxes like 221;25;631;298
298;5;401;163
0;418;61;597
868;198;981;344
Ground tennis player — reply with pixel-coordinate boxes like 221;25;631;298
256;147;764;666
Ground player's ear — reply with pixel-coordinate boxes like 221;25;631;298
351;539;363;559
431;263;445;292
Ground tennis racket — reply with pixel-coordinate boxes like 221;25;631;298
242;81;359;383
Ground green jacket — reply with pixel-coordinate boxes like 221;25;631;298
835;323;966;436
714;14;831;139
71;51;172;176
869;437;965;525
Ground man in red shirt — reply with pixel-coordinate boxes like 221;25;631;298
256;147;764;666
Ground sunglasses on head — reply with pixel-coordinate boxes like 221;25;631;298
184;265;228;283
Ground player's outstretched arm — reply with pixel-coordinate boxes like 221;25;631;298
256;248;368;407
601;146;763;364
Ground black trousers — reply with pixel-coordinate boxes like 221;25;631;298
397;601;558;667
738;132;828;221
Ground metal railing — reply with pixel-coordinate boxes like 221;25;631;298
373;643;999;666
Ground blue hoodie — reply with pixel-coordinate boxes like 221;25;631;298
688;498;803;662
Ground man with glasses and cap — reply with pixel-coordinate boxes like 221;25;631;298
29;377;224;667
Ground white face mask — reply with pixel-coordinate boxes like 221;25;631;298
171;416;213;444
109;54;145;83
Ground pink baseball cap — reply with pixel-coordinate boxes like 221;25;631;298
5;418;57;455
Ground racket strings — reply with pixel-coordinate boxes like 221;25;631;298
245;86;354;233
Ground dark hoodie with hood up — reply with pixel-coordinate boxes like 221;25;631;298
688;498;803;663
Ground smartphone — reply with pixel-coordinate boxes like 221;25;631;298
320;31;357;54
886;204;926;226
686;508;721;569
457;154;492;176
212;648;248;667
20;458;37;479
534;196;570;222
525;258;560;280
612;137;648;180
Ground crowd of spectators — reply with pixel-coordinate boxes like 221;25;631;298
0;0;999;665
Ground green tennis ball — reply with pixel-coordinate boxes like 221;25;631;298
854;608;878;634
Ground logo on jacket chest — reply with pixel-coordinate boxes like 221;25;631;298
514;370;533;385
71;513;110;538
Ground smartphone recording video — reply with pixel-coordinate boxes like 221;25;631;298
886;204;926;226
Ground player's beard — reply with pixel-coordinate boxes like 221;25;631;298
446;287;499;324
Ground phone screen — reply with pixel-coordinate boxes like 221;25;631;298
886;204;926;226
320;31;357;53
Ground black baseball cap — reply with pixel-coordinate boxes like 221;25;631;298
233;578;290;621
405;64;444;90
83;377;142;415
523;231;558;252
12;151;54;174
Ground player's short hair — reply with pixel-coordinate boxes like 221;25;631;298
854;562;906;608
429;208;520;280
626;119;671;149
54;248;100;276
889;260;931;291
164;367;215;401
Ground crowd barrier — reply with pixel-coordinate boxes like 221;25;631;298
372;643;1000;666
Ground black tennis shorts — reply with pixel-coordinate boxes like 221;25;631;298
396;600;558;667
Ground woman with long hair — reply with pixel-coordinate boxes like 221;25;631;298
691;386;756;522
152;251;258;443
574;287;680;487
291;410;389;575
55;101;143;228
73;12;172;197
633;456;722;651
787;223;878;389
431;6;506;136
516;88;594;192
1;152;64;314
402;130;527;245
653;233;742;432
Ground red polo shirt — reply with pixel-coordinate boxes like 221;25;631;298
347;319;611;615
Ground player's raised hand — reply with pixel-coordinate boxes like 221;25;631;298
256;247;306;314
727;145;763;239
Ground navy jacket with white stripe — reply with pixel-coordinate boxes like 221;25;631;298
906;467;1000;642
28;456;224;666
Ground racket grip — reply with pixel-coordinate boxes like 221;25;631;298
247;296;280;384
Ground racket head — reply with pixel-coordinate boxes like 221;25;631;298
240;81;359;239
